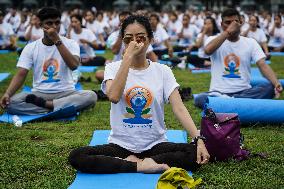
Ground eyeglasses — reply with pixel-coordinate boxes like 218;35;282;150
123;35;147;44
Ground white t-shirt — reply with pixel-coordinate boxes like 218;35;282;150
268;26;284;47
17;36;80;93
107;30;154;61
4;13;21;31
197;33;210;58
86;21;104;35
0;22;14;46
205;36;266;93
25;26;44;42
177;24;200;47
247;28;267;43
167;20;182;40
152;25;169;50
70;28;97;58
101;60;179;153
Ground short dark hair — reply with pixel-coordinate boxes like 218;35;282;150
119;11;132;18
275;14;282;21
150;13;160;22
37;7;61;22
70;14;83;24
221;8;240;20
120;15;153;40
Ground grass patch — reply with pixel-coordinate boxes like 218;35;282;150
0;51;283;188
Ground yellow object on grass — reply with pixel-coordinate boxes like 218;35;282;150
156;167;202;189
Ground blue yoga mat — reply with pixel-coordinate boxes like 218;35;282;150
0;106;78;124
158;60;171;65
22;83;83;92
270;52;284;56
78;66;98;72
206;97;284;123
94;50;106;55
0;50;11;54
0;73;10;82
68;130;191;189
188;64;210;74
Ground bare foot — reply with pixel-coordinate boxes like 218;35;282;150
137;158;170;173
124;155;143;163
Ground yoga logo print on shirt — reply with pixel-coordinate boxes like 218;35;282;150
223;53;241;78
123;86;153;127
42;58;60;83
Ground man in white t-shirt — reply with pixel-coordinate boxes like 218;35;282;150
194;9;282;108
0;7;97;115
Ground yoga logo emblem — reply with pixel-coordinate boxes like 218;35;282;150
123;86;153;125
42;58;60;83
223;53;241;78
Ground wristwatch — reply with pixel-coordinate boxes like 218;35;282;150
54;39;62;46
193;135;206;144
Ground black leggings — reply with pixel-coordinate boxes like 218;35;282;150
82;56;106;66
69;142;199;174
187;55;210;68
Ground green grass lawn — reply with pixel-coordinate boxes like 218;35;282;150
0;51;283;189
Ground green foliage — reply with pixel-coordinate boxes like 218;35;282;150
0;52;283;189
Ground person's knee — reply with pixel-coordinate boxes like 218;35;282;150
68;147;86;169
194;94;208;109
259;83;275;98
85;90;98;105
95;70;104;83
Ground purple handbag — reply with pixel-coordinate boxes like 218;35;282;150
200;108;251;161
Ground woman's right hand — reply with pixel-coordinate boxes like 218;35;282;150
124;41;145;58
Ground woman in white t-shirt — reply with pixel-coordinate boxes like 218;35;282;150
67;14;106;66
186;17;219;68
242;15;270;57
69;15;209;174
24;14;43;42
268;14;284;52
176;14;200;51
84;10;106;50
149;13;173;59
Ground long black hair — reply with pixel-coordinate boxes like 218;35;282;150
205;16;220;35
120;15;154;40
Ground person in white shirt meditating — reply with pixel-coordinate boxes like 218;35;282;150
194;8;282;109
69;15;209;174
0;7;97;115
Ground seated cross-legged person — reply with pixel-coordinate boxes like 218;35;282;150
0;11;17;51
69;15;209;174
67;14;106;67
194;9;283;109
0;7;97;115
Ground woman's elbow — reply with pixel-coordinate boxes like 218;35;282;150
108;96;120;104
204;47;212;55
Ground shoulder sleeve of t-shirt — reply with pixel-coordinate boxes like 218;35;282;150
146;44;153;52
259;29;267;43
251;38;266;63
66;38;80;57
161;28;170;41
107;32;118;48
16;43;34;70
163;65;180;103
204;35;217;46
101;61;120;94
87;29;97;42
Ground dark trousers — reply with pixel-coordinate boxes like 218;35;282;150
187;55;210;68
69;142;199;174
82;56;106;66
